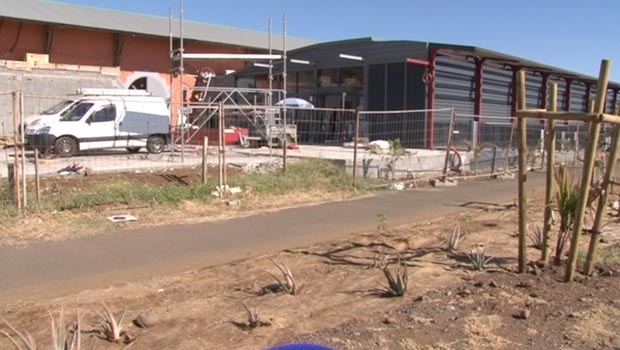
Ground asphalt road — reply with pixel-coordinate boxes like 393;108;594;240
0;172;546;304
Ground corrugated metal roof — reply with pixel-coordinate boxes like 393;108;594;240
0;0;315;51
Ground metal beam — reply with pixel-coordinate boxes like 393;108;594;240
113;33;125;67
45;25;55;55
406;58;430;66
183;53;282;61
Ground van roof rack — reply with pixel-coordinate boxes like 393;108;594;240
75;88;152;96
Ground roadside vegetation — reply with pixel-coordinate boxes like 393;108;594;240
0;159;380;245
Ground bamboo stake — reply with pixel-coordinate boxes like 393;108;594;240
202;136;209;184
12;91;21;211
565;59;611;282
352;107;360;187
541;83;558;263
19;91;27;208
34;148;41;207
583;103;620;275
442;108;456;181
516;70;528;273
281;106;287;173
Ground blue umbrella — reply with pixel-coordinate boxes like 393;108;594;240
275;98;315;108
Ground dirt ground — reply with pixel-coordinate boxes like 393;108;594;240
1;197;619;350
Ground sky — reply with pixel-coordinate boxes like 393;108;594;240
52;0;620;82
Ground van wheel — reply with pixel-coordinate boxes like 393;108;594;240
146;135;166;154
54;136;78;158
126;147;141;153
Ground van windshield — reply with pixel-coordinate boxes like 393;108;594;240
61;102;94;122
42;100;75;115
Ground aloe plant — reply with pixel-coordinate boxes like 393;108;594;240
267;259;304;296
0;320;37;350
382;260;408;297
98;302;126;343
468;247;493;270
553;165;579;265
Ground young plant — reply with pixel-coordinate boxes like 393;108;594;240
266;259;304;296
468;247;493;270
98;302;126;343
376;214;387;233
0;320;37;350
554;165;579;265
382;260;408;297
444;225;464;252
529;226;545;251
242;302;261;329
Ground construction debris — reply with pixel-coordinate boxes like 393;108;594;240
241;160;283;174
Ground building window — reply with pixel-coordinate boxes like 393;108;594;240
340;66;363;87
318;69;338;87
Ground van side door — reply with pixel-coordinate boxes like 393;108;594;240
81;100;118;151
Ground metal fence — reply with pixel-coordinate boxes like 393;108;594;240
0;90;599;212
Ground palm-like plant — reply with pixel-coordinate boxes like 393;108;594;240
553;165;580;265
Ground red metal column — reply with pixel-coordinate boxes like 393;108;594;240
474;58;484;118
474;58;484;143
539;73;550;125
426;47;438;149
564;78;572;125
539;73;549;109
564;78;573;111
584;82;592;112
511;67;521;115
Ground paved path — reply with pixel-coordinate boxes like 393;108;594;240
0;172;546;304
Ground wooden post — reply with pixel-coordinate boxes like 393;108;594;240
583;103;620;275
34;149;41;206
7;163;16;204
541;83;558;263
490;145;498;178
516;70;528;273
19;91;27;208
565;59;611;282
540;122;546;170
12;91;21;211
352;107;360;187
442;108;456;181
202;136;209;184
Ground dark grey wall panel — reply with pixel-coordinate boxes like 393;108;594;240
570;82;587;112
525;72;543;109
368;64;386;111
387;62;405;110
434;55;475;116
481;64;512;117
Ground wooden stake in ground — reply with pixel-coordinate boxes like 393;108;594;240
19;91;27;208
218;102;224;194
281;106;287;173
34;148;41;206
12;91;21;211
583;103;620;275
221;104;227;188
442;108;456;181
541;83;558;263
352;107;360;187
565;59;611;282
202;136;209;184
516;70;528;273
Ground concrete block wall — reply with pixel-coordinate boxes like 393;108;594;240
0;63;119;135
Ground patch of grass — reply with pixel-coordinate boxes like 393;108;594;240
0;159;373;215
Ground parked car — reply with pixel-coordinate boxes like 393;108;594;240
27;91;171;157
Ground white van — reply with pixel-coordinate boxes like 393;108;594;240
27;90;170;157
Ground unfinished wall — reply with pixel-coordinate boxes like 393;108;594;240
0;62;119;135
